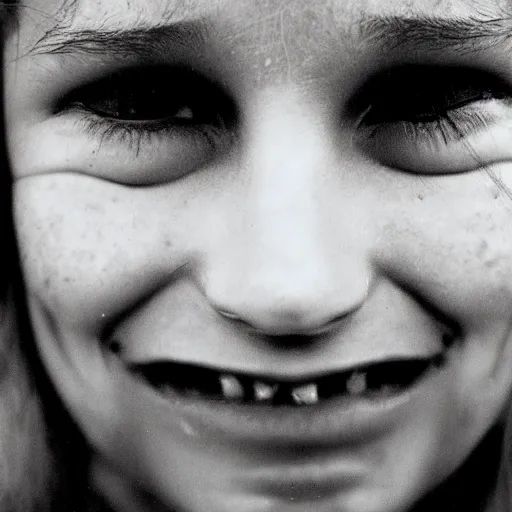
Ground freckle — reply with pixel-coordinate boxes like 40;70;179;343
64;277;71;283
417;194;424;201
165;240;172;248
485;257;500;269
477;240;488;258
43;278;51;289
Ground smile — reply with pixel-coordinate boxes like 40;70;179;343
128;354;445;407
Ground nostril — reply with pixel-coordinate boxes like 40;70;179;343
217;309;254;330
209;269;373;337
217;310;242;321
216;308;350;337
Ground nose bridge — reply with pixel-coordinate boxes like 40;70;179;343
242;91;345;281
248;95;328;267
205;89;371;335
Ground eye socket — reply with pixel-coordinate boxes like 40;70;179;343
53;66;238;185
351;65;512;174
58;66;235;127
352;66;510;125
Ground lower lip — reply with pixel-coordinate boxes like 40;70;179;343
134;360;448;449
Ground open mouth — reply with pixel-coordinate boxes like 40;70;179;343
128;353;445;407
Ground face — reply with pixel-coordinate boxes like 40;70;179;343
5;0;512;510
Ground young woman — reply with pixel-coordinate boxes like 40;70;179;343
2;0;512;510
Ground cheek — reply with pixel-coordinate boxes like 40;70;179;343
378;167;512;324
13;175;201;330
380;168;512;432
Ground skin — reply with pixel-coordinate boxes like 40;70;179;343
5;0;512;510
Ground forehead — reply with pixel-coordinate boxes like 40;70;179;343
13;0;511;44
7;0;512;92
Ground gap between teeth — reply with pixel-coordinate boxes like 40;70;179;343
130;356;443;405
219;371;370;405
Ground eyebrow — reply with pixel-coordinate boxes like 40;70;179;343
27;22;207;60
26;11;512;61
361;14;512;54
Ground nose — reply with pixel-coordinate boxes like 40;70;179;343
203;92;372;337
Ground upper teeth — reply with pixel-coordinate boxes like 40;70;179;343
291;383;319;405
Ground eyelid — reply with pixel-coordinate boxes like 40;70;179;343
44;66;238;184
349;65;512;123
346;64;512;172
358;102;512;174
56;66;237;132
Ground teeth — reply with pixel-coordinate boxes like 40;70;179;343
220;375;245;401
346;371;367;396
135;356;432;406
254;381;278;402
291;383;319;405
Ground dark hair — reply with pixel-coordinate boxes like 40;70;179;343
0;13;53;510
0;3;92;510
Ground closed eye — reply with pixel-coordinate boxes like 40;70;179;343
58;65;235;127
351;65;512;174
52;66;237;184
356;66;509;125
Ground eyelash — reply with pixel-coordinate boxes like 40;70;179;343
59;66;235;154
353;66;510;144
365;107;496;145
74;112;225;154
60;65;509;159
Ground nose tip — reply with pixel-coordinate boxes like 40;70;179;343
211;272;370;337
